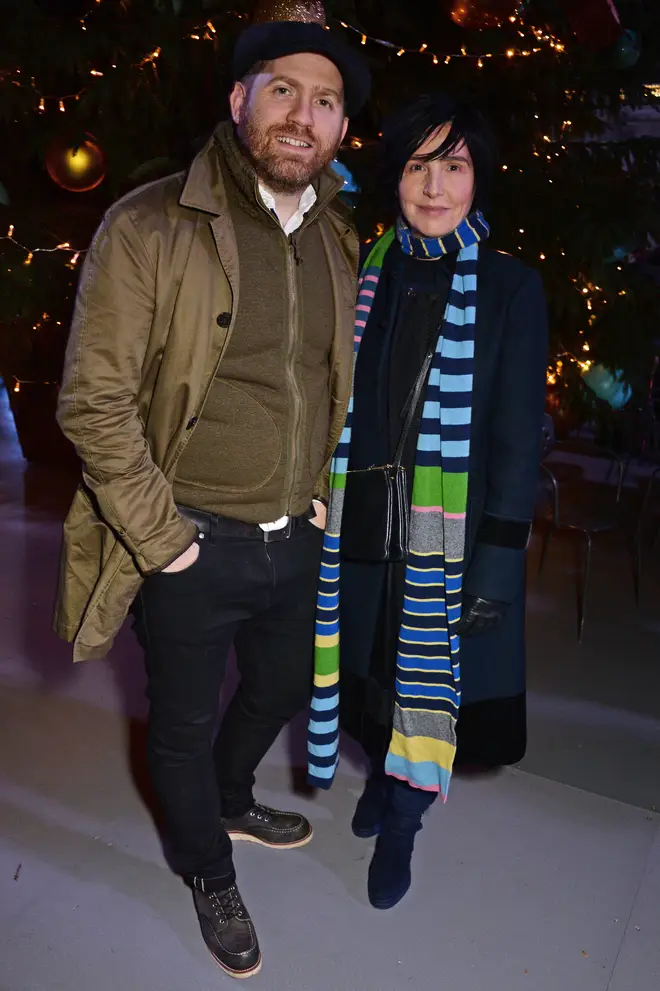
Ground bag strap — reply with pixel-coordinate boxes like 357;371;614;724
392;346;436;468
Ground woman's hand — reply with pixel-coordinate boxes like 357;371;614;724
456;595;507;636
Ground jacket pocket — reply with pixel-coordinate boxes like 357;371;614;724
175;381;282;493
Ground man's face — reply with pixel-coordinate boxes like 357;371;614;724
230;52;349;193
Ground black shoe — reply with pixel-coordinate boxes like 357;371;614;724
351;775;390;839
222;803;313;849
193;884;261;979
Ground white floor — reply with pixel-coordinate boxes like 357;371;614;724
1;384;659;991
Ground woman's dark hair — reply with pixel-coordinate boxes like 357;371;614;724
380;92;497;213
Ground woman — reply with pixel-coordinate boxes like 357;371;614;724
307;93;548;910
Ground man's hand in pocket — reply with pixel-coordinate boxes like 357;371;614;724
309;501;327;530
162;541;200;574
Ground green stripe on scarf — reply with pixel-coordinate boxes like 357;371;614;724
412;467;469;511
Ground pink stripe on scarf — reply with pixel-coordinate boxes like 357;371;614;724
411;506;466;519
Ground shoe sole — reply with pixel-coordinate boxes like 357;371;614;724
211;950;262;980
368;883;411;910
226;825;313;850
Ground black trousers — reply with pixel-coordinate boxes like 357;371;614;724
135;517;323;893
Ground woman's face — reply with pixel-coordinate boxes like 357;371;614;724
398;124;476;239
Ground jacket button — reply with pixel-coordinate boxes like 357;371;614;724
186;416;198;430
216;312;231;328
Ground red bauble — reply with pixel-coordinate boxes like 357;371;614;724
559;0;621;49
451;0;520;29
45;133;106;193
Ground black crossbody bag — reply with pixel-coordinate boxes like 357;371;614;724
340;346;436;563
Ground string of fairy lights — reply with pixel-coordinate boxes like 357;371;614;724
0;2;627;393
2;2;566;114
2;225;84;393
2;225;84;270
0;2;569;234
335;11;565;63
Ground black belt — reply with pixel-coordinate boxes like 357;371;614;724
176;504;311;542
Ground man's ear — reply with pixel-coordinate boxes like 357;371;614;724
340;116;349;144
229;81;247;125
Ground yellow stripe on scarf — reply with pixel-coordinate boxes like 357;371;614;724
389;728;455;772
316;633;339;649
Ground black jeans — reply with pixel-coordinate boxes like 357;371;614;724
136;517;323;893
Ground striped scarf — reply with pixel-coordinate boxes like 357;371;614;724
308;210;490;800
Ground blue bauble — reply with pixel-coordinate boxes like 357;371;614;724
582;364;632;410
331;159;360;194
612;29;641;70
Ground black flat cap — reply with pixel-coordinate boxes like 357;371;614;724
233;21;371;117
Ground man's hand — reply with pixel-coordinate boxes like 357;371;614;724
310;500;327;530
162;541;200;574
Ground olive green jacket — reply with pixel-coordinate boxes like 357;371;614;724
54;124;359;661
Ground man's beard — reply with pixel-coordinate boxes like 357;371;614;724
237;110;341;194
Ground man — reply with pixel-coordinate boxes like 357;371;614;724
54;20;370;980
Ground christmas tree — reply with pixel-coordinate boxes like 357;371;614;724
1;0;660;450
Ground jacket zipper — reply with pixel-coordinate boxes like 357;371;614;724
284;234;303;513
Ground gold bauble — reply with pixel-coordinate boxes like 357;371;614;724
45;133;106;193
252;0;327;26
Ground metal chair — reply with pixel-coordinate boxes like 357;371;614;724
537;440;626;641
633;466;660;601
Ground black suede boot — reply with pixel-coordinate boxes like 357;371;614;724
351;772;390;838
367;779;437;910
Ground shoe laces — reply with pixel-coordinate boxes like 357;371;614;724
249;803;275;824
211;886;244;922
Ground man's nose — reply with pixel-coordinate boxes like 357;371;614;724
288;95;315;128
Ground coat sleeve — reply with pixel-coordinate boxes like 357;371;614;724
57;206;197;575
313;458;331;503
463;268;549;604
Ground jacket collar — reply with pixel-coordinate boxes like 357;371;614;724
179;119;344;222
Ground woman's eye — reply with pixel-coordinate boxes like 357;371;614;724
409;163;425;173
275;86;291;96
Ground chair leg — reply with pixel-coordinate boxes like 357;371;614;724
577;532;592;643
651;518;660;552
632;529;642;606
538;521;554;579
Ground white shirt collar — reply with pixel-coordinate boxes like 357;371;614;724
258;182;317;236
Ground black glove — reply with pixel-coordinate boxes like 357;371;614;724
456;595;508;637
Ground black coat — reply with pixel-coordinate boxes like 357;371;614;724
339;242;548;767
